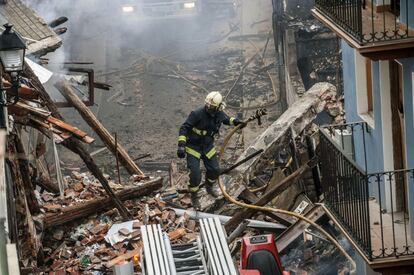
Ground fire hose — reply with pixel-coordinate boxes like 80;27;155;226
218;123;357;273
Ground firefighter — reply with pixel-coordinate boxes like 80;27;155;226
177;91;246;209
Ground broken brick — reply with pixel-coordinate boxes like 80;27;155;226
113;242;125;250
80;237;90;246
118;228;130;236
90;224;109;235
130;230;140;239
155;198;166;208
180;194;192;205
133;221;142;229
146;198;156;205
42;193;54;202
73;182;84;192
50;260;64;270
150;208;162;218
168;228;186;241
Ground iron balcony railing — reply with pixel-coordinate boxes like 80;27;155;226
319;122;414;260
314;0;413;45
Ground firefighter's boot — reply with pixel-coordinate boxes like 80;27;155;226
190;192;201;210
205;179;221;198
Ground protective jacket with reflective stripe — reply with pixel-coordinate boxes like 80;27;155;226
179;106;234;158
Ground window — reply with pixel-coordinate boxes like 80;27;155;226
355;51;375;128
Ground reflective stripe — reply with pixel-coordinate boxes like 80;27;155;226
178;135;187;142
185;147;201;159
206;178;216;183
192;127;208;136
230;117;236;126
206;147;216;159
188;186;200;193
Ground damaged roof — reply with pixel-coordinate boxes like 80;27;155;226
0;0;62;56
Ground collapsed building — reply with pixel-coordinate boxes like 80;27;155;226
0;0;355;275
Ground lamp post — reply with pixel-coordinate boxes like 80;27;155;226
0;23;26;129
0;23;25;275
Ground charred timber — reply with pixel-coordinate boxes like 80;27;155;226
43;177;163;228
48;16;68;28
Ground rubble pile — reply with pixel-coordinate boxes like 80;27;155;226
39;173;200;274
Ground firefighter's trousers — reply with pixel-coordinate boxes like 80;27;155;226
187;153;220;192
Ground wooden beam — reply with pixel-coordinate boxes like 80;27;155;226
10;102;94;144
55;80;145;177
43;177;162;228
24;64;132;220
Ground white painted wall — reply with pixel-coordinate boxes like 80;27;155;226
355;51;375;128
355;52;369;114
379;60;396;212
380;61;393;172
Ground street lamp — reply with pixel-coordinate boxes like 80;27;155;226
0;23;26;129
0;24;26;73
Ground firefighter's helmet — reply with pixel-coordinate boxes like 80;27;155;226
205;91;225;111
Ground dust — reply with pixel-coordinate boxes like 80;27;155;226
25;0;278;179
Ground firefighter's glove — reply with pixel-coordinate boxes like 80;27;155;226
177;141;186;159
234;119;247;129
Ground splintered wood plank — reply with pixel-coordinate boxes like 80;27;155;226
47;116;88;138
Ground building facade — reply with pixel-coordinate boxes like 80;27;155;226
313;0;414;274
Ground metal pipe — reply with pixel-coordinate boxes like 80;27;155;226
220;149;263;175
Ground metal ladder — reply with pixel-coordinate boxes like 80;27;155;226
141;217;236;275
171;238;207;275
199;218;238;275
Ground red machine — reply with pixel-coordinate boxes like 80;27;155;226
240;234;290;275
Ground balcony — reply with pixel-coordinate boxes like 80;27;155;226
312;0;414;60
318;122;414;272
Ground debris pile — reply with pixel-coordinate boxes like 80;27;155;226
2;60;160;273
38;173;201;274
